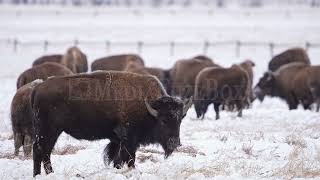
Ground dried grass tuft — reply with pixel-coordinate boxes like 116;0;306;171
53;144;86;155
273;141;320;179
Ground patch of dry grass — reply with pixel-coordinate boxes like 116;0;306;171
273;140;320;179
53;144;86;155
242;143;253;156
285;134;306;148
180;160;230;178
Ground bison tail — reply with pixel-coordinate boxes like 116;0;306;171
103;142;120;166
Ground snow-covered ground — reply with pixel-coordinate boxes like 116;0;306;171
0;5;320;179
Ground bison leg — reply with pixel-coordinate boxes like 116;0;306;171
317;102;320;112
42;131;61;174
23;134;32;158
287;94;298;110
236;101;243;118
237;109;243;117
33;136;43;177
121;142;138;168
14;132;23;156
214;103;220;120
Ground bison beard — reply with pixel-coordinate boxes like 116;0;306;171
31;72;192;177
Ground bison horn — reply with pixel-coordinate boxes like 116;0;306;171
145;99;158;117
183;96;193;116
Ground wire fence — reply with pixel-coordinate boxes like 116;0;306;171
1;38;320;58
1;0;320;8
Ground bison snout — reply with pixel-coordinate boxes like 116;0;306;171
253;87;264;101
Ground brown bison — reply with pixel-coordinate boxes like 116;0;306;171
239;60;255;103
32;54;63;67
125;63;171;94
16;62;73;89
254;62;309;109
194;65;249;120
31;71;192;176
268;47;310;72
32;47;88;73
170;56;219;99
11;80;43;158
292;65;320;110
91;54;145;71
61;46;88;73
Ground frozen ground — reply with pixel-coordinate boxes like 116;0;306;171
0;5;320;179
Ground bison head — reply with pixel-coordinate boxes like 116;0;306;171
254;72;275;101
145;96;192;158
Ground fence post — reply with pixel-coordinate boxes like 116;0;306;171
106;41;110;53
203;41;210;55
305;41;310;52
74;39;79;47
13;38;18;53
44;40;49;52
236;41;241;58
137;41;143;54
170;41;175;57
269;42;274;58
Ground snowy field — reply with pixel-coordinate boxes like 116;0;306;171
0;5;320;179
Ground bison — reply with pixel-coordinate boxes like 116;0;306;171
32;47;87;73
239;60;255;103
61;46;88;73
170;56;219;100
31;71;192;176
292;65;320;110
254;62;309;109
11;80;43;158
268;47;310;72
194;65;249;120
124;63;171;94
32;54;63;67
91;54;145;71
16;62;73;89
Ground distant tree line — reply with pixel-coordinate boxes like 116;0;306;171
0;0;319;7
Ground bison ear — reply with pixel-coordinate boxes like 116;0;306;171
145;99;159;117
183;96;193;116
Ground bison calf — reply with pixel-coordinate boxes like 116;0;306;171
194;65;249;120
31;71;192;177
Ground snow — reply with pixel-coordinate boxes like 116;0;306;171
0;5;320;179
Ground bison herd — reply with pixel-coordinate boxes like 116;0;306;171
9;46;318;177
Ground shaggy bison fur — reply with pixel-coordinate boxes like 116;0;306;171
268;47;310;72
91;54;145;71
30;71;192;176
